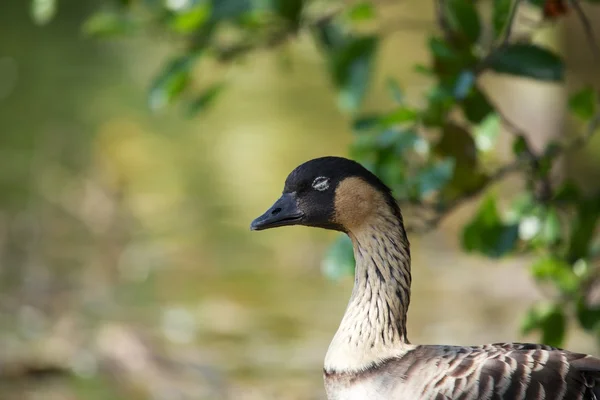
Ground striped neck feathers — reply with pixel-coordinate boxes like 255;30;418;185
325;189;413;373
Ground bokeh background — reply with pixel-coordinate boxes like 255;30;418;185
1;0;600;399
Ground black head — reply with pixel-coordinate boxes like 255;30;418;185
250;156;398;233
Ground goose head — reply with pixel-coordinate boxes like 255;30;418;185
250;156;399;234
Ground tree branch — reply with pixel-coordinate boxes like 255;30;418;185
434;0;454;42
568;0;600;62
502;0;524;46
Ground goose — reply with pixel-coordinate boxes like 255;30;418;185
250;156;600;400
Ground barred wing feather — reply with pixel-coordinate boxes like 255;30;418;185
385;343;600;399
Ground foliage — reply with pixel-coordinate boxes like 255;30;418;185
35;0;600;348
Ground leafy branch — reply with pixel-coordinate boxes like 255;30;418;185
35;0;600;348
405;88;600;234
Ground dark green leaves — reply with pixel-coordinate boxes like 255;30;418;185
416;158;455;198
521;302;566;347
312;19;346;51
462;194;519;258
492;0;512;39
210;0;252;21
474;113;500;152
167;3;212;34
272;0;304;30
83;10;137;37
540;207;561;245
386;78;404;104
421;85;454;127
322;234;355;280
461;86;494;124
569;86;597;120
313;17;379;112
567;199;600;263
453;70;476;100
346;2;376;22
512;135;529;157
445;0;482;44
487;44;564;82
577;295;600;331
148;54;200;111
526;0;545;8
187;83;226;116
330;35;378;112
530;256;579;294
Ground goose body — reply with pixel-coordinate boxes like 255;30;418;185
325;343;600;399
250;156;600;399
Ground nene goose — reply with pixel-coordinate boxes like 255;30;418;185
250;156;600;400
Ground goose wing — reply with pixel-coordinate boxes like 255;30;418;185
384;342;600;399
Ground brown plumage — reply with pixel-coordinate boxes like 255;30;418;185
250;156;600;400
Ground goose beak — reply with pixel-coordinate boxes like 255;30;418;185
250;192;304;231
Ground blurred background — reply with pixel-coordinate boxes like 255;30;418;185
1;0;600;399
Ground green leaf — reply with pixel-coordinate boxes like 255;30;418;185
273;0;304;30
31;0;56;25
474;113;500;152
435;122;477;168
445;0;482;44
393;130;421;154
351;107;417;133
527;0;545;7
380;108;418;126
576;296;600;331
567;199;600;263
530;256;578;293
543;140;562;158
210;0;252;21
148;54;199;111
330;36;378;112
352;115;381;132
492;0;512;39
168;4;212;33
312;19;346;52
386;78;404;104
346;1;375;21
430;42;477;84
521;303;566;347
453;70;475;100
417;158;455;198
539;306;566;347
512;135;528;156
187;83;225;116
322;234;355;280
487;44;564;82
462;194;520;258
429;36;461;62
375;129;402;149
507;192;535;222
553;180;581;203
82;10;136;37
434;121;488;201
414;64;434;76
461;86;494;124
541;207;561;245
421;85;454;127
376;153;407;191
568;86;597;120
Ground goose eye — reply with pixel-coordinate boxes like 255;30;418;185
312;176;330;191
